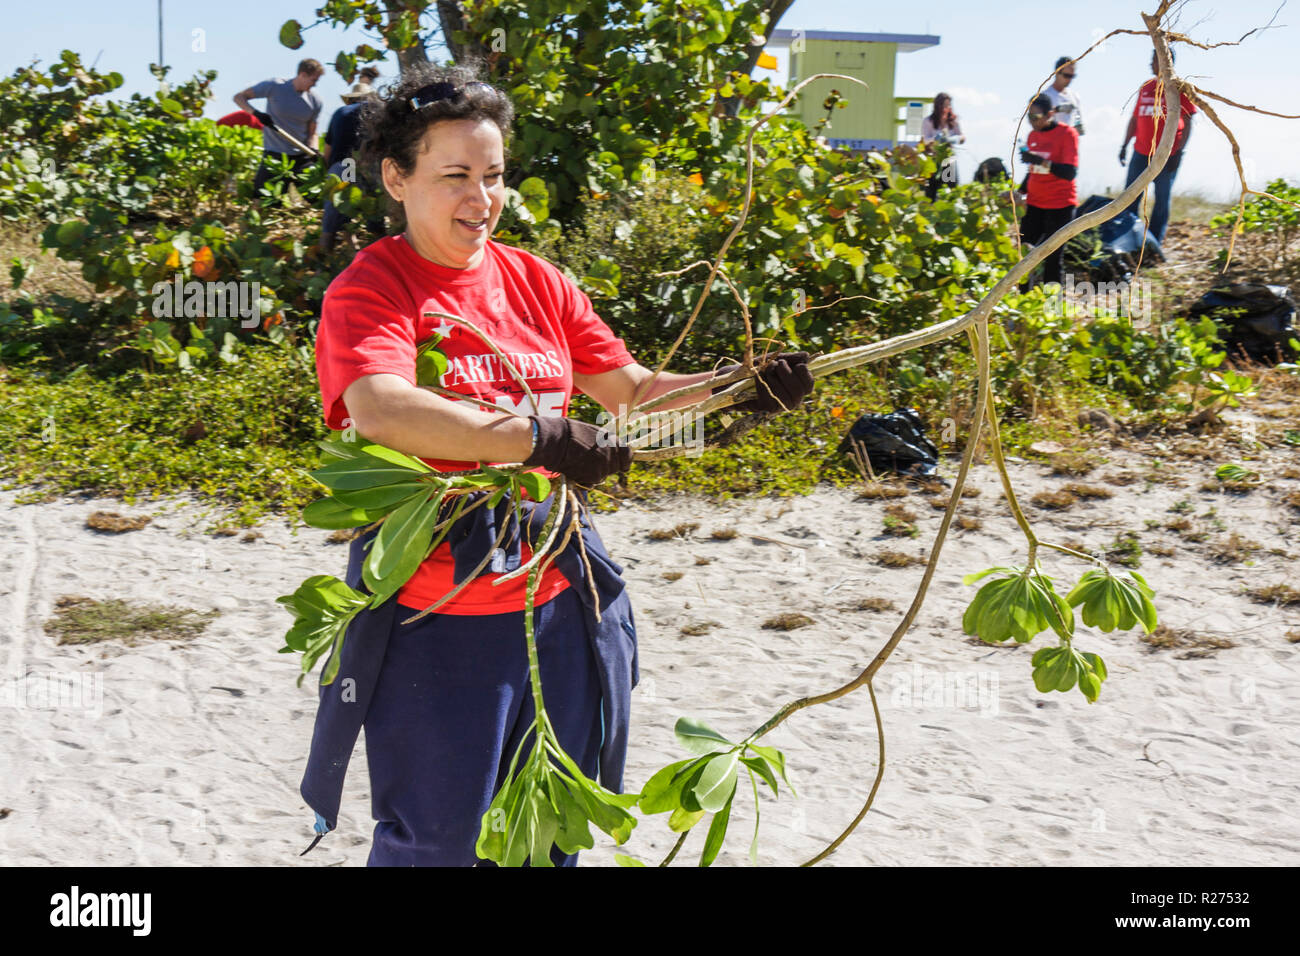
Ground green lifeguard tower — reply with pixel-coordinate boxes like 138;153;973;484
768;29;939;150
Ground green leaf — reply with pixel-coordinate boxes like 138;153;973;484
740;754;779;797
668;805;706;832
279;19;305;50
519;471;552;501
309;457;427;492
691;751;740;813
301;496;387;530
699;787;736;867
638;757;705;813
1066;569;1157;634
415;347;448;386
747;743;795;796
674;716;734;755
330;480;429;512
615;854;646;867
517;176;551;222
363;487;446;601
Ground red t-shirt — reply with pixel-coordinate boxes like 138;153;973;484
1026;122;1079;210
1132;78;1197;156
315;235;636;614
215;110;264;129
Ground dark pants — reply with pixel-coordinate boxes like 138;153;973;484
1124;149;1183;244
252;151;314;200
362;585;606;867
1020;204;1076;289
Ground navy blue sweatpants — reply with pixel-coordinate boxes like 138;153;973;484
362;585;605;866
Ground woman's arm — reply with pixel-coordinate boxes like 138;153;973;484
342;373;534;462
574;362;717;415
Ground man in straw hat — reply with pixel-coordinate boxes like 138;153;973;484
321;67;384;252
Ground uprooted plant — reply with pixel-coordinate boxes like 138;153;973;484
278;2;1289;866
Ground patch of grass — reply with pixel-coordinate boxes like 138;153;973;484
1287;629;1300;643
1050;450;1098;476
85;511;151;533
1061;482;1113;499
694;556;712;565
882;514;920;537
1032;489;1077;510
1284;489;1300;511
762;612;815;631
45;595;216;646
680;622;716;636
1168;499;1194;514
662;571;684;581
709;527;738;540
327;528;360;544
212;526;241;537
1147;542;1175;557
1103;471;1139;486
852;596;895;612
1249;583;1300;606
876;550;923;567
648;521;699;541
957;515;982;531
1164;517;1193;533
1207;533;1262;564
883;503;918;522
1107;532;1142;568
856;482;909;499
1141;622;1237;655
0;351;328;528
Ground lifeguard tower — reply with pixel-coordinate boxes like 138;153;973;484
767;29;940;150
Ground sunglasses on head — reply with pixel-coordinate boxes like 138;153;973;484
1060;72;1076;78
410;81;497;111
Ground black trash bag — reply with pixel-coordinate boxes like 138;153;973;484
1187;283;1300;364
838;408;939;478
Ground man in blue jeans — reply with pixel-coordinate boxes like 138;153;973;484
1118;49;1196;244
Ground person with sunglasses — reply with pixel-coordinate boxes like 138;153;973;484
1015;94;1079;289
297;63;816;866
1042;57;1084;136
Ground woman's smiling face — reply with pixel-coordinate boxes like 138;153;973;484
382;117;506;269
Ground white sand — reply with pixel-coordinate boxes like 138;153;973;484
2;438;1298;866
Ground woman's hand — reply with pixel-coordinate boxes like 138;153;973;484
522;416;631;487
716;351;815;414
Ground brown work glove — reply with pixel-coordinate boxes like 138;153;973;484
714;351;815;414
522;416;632;487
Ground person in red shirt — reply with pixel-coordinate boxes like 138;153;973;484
1015;93;1079;289
302;64;815;866
1118;49;1196;243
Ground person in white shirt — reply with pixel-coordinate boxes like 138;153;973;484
1042;56;1084;135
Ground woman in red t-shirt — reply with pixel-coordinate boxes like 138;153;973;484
301;63;815;866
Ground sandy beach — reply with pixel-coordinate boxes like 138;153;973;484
2;434;1298;867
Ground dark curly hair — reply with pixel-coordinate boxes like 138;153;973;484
357;61;514;182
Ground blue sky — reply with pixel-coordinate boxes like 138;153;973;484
6;0;1298;200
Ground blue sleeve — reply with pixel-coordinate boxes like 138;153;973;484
248;79;276;99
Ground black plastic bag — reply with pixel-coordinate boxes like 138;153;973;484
1187;283;1299;364
838;408;939;477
